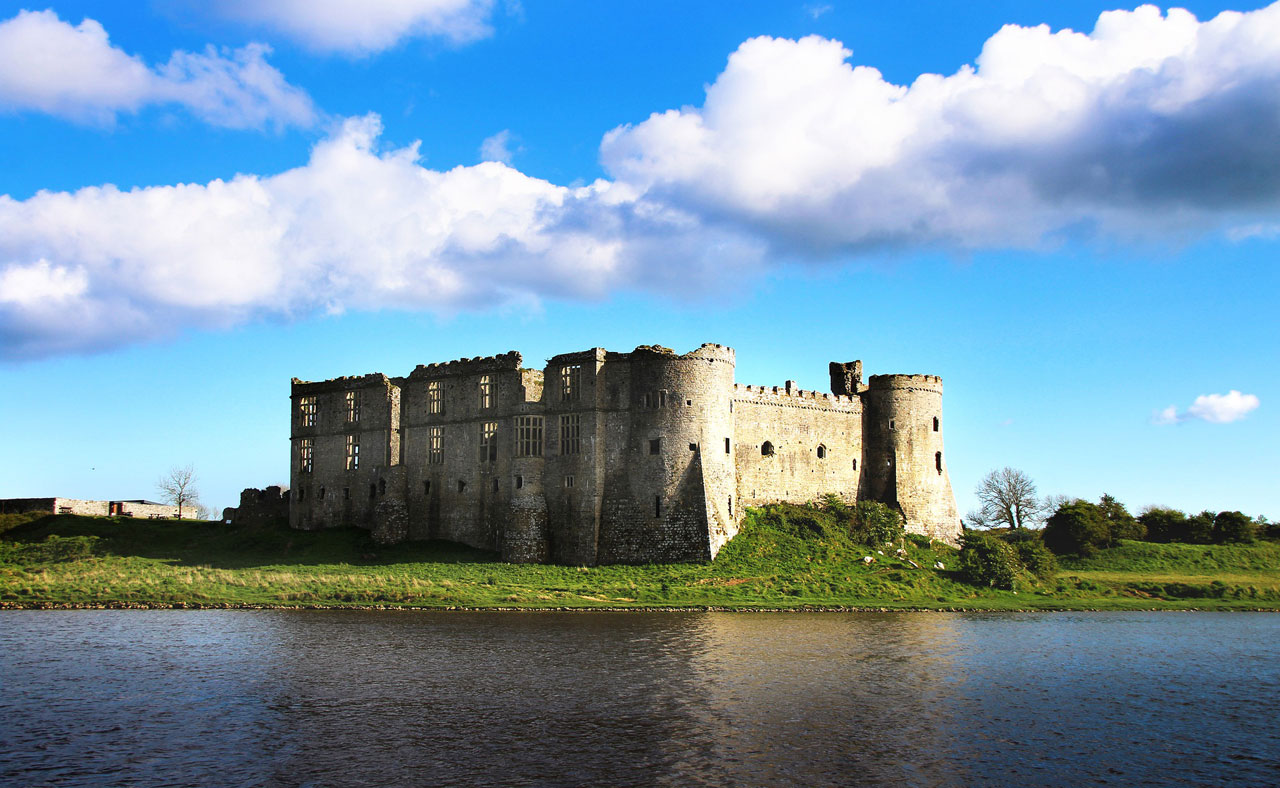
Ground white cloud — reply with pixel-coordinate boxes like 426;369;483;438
0;116;762;358
214;0;495;55
805;4;833;20
602;3;1280;254
0;10;315;128
1154;391;1260;424
479;129;519;164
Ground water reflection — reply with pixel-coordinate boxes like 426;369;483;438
1;611;1278;787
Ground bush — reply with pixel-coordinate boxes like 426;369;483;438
851;501;905;546
1013;538;1058;579
959;531;1019;589
1043;501;1110;556
1212;511;1256;544
1099;494;1145;541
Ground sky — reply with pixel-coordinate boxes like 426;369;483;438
0;0;1276;521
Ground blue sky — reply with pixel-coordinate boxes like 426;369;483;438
0;0;1275;520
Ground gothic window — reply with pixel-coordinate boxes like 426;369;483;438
478;375;493;410
300;438;313;473
428;426;443;465
560;414;580;455
428;381;443;415
345;435;359;470
299;396;317;427
761;441;775;457
560;365;581;402
345;390;360;423
516;416;543;457
480;421;498;463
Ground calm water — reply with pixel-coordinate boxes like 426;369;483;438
1;611;1278;787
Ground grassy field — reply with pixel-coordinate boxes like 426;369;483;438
1;506;1278;610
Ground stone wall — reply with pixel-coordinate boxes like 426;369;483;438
225;486;289;527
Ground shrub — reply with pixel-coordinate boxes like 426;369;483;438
1043;501;1110;557
1099;494;1145;541
851;501;905;546
1013;538;1058;579
959;531;1019;589
1212;511;1256;544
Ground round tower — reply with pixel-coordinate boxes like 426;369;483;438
860;374;960;544
600;343;737;562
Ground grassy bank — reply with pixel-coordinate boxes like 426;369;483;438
2;506;1278;610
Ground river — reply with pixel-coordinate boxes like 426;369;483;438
1;611;1277;786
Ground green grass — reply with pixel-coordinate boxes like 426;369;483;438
1;506;1277;610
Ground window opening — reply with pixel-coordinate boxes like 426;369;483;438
423;481;430;496
933;416;939;432
817;444;827;459
379;478;386;496
560;365;581;402
725;438;731;454
299;396;317;427
728;496;733;516
427;381;443;415
345;435;359;471
319;486;325;500
658;390;667;408
654;496;662;518
853;459;858;471
516;416;543;457
492;478;499;492
560;414;580;455
369;483;377;499
761;441;775;457
297;487;305;502
480;422;498;463
300;438;313;473
564;475;575;489
936;451;943;473
458;480;466;493
343;487;350;500
649;438;662;455
889;419;895;430
686;399;692;406
345;390;360;423
689;443;698;452
428;426;443;464
515;475;523;490
478;375;493;410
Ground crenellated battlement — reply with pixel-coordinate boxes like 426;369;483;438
866;373;943;393
291;373;392;394
733;383;861;411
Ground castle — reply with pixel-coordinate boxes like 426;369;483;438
288;343;961;564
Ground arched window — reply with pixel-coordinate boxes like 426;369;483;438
761;441;775;457
816;444;827;459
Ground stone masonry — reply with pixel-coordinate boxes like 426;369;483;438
287;344;961;564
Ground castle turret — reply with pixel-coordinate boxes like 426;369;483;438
859;374;960;544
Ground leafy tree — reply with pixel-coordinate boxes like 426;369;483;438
851;501;905;545
1185;511;1216;544
1212;511;1256;544
156;464;199;520
970;467;1046;530
1098;494;1145;541
1139;507;1187;543
1043;500;1110;556
959;531;1020;589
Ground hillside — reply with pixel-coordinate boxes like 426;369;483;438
1;506;1277;610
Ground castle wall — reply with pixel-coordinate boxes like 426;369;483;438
732;384;863;510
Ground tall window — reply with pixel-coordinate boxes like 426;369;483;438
300;438;313;473
428;381;443;415
478;375;493;410
516;416;543;457
428;426;443;464
480;421;498;462
559;414;580;455
299;396;317;427
560;364;581;402
345;390;361;423
345;435;359;470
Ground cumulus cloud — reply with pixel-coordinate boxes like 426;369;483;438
9;3;1280;358
0;9;315;128
1154;391;1260;424
0;116;762;358
602;3;1280;254
213;0;495;54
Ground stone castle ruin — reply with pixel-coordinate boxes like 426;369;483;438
288;343;961;564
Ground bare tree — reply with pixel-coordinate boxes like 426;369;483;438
973;467;1046;530
157;464;199;519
